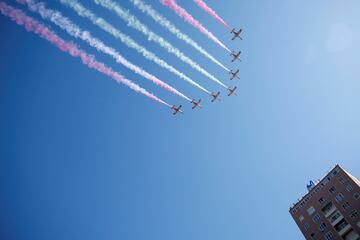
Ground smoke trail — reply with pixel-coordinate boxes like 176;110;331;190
159;0;230;52
0;2;170;107
193;0;231;29
16;0;191;102
59;0;211;95
94;0;228;89
130;0;229;72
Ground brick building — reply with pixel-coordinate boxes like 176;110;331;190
290;165;359;240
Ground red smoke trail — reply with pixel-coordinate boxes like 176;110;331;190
160;0;230;52
17;0;191;102
0;2;171;107
193;0;231;30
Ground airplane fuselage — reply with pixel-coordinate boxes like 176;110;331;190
231;51;241;62
227;87;237;96
210;92;221;102
229;70;240;80
172;105;183;115
231;29;243;40
191;99;202;109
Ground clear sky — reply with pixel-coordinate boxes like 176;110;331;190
0;0;359;239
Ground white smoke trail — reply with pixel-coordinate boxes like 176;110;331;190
16;0;191;101
94;0;228;89
59;0;211;94
160;0;231;52
0;2;171;107
130;0;229;72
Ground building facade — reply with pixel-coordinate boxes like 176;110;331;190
290;165;360;240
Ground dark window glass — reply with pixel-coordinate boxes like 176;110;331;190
313;214;321;223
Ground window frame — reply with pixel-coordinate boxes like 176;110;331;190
324;231;334;240
335;193;344;203
354;192;360;200
319;222;327;232
329;186;336;194
312;214;321;223
346;184;353;192
350;210;358;219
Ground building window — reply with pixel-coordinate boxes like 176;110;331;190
299;215;304;222
334;219;348;232
307;206;315;215
324;231;334;240
310;232;316;239
339;177;346;184
335;193;344;203
313;214;321;223
319;222;327;232
322;202;334;215
343;230;360;240
346;184;353;192
322;178;330;186
354;192;360;200
304;222;310;231
333;167;340;175
329;186;336;194
350;210;358;219
329;211;342;225
342;202;352;211
318;197;326;205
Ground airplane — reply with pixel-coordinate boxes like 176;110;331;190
230;51;242;62
210;92;221;102
229;69;240;80
171;105;183;115
231;28;243;41
227;86;238;96
191;99;202;109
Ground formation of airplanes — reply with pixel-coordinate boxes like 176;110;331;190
172;27;244;115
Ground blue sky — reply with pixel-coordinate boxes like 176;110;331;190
0;0;359;239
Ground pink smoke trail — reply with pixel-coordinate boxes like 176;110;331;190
16;0;190;102
160;0;230;52
0;2;171;108
193;0;231;30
